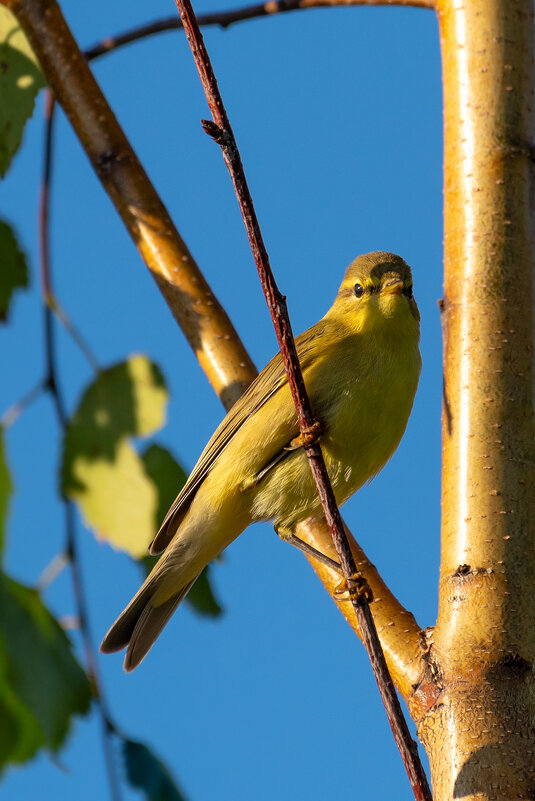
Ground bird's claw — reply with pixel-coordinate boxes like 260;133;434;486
284;420;323;451
333;573;373;604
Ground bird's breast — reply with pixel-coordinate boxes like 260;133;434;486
309;330;421;496
244;321;420;530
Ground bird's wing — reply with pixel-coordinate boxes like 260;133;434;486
150;322;329;554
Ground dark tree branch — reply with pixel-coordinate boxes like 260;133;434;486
39;88;122;801
41;91;99;372
83;0;433;60
171;0;432;798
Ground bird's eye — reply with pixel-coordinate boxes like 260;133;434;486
354;283;364;299
403;284;413;299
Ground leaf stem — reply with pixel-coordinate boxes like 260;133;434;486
172;0;432;797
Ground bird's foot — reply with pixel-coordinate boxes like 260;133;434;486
284;420;323;451
276;527;342;574
333;573;373;604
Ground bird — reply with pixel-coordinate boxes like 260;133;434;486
101;251;421;671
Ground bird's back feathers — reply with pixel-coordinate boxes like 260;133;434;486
150;321;334;554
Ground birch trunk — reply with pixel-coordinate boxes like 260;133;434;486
417;1;535;796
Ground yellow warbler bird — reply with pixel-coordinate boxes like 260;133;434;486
101;251;421;671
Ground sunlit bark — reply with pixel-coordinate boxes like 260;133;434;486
419;1;535;797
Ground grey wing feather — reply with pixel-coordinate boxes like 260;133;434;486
149;323;328;555
123;588;193;672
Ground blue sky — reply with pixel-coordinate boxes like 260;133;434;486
1;1;443;798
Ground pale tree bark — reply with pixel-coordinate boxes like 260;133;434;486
4;0;535;797
417;0;535;797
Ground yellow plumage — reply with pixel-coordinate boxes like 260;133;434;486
101;251;421;671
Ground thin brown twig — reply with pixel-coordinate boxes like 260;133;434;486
172;0;432;798
83;0;433;60
51;296;99;372
41;91;99;373
39;87;122;801
37;551;70;592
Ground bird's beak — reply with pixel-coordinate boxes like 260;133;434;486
381;280;404;296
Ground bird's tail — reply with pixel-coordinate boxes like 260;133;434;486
100;571;198;672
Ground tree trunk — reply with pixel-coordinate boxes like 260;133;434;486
416;0;535;797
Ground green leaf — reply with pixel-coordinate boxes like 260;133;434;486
63;356;167;465
0;574;91;771
62;356;168;558
0;428;11;558
68;439;159;557
0;220;29;321
0;7;46;177
123;738;187;801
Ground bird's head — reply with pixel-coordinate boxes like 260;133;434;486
329;251;420;334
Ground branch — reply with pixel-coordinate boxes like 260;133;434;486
0;377;47;428
40;91;99;372
297;518;424;697
84;0;433;60
38;91;122;801
3;0;424;703
172;0;431;797
422;0;535;795
4;0;256;410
